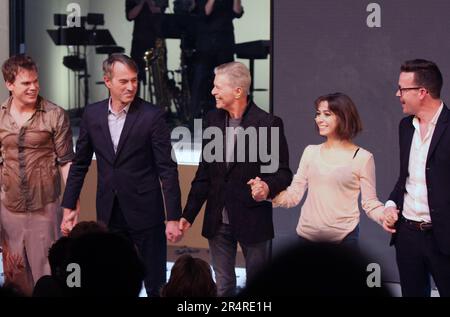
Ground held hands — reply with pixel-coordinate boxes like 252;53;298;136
247;177;269;202
381;206;399;233
60;200;80;236
179;217;192;232
166;220;183;243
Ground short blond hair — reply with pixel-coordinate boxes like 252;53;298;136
214;62;251;95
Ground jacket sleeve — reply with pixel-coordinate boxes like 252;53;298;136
150;109;182;221
61;108;94;209
125;0;135;21
360;154;385;225
260;116;293;199
182;116;212;225
272;145;310;208
387;118;408;207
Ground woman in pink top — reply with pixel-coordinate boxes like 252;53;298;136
250;93;386;245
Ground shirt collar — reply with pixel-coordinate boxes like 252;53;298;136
1;95;46;112
430;102;444;125
108;97;130;115
412;102;443;129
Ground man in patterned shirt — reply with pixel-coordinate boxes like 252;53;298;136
0;55;75;295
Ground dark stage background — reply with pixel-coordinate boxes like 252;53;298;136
272;0;450;283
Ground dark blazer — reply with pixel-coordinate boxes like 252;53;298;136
182;102;292;244
388;104;450;254
62;97;182;231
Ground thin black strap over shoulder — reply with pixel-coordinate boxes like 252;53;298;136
352;147;360;159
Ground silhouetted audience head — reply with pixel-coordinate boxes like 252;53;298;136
161;254;217;297
64;232;145;297
33;221;111;297
33;237;71;297
48;236;71;278
0;285;24;297
68;221;108;238
240;242;392;296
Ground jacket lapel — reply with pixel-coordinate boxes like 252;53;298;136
402;117;415;170
99;100;116;159
427;105;449;163
212;110;227;174
115;99;140;160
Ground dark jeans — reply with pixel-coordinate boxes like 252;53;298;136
298;224;360;248
108;198;166;297
208;223;272;297
395;219;450;297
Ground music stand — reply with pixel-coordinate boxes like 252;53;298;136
47;28;89;46
86;29;116;46
47;27;116;112
235;40;271;101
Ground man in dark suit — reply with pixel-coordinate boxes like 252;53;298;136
179;61;292;296
61;53;183;297
383;59;450;297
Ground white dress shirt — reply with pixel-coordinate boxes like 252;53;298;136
108;98;131;153
386;103;443;222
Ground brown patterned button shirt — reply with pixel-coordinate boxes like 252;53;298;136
0;96;74;212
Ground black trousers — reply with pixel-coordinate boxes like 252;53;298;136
395;219;450;297
108;198;166;297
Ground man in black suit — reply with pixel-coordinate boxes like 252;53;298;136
179;61;292;296
61;53;183;297
383;59;450;297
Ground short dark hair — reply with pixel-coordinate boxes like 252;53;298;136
314;92;362;140
102;53;138;78
48;237;71;279
160;254;217;297
68;221;108;239
400;59;443;98
2;54;38;83
65;232;145;297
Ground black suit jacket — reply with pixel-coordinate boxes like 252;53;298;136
389;104;450;254
62;97;182;231
183;102;293;244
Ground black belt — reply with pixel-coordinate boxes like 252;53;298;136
401;216;432;231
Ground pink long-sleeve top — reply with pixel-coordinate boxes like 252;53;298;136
272;144;384;243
